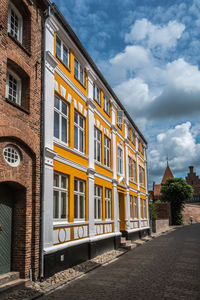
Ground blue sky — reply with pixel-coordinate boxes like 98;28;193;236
54;0;200;189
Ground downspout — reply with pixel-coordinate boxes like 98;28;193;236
40;3;51;281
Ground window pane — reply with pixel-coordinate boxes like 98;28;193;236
53;191;59;218
79;181;83;193
74;195;78;219
80;195;84;219
108;201;111;219
94;199;97;219
79;116;84;128
97;143;100;162
74;126;78;149
74;179;78;191
74;59;78;78
74;111;78;124
61;176;67;189
61;192;67;219
80;66;84;84
54;173;59;187
62;101;67;115
54;111;59;139
79;130;83;152
61;117;67;143
98;199;101;219
63;46;68;66
54;96;60;109
56;37;61;59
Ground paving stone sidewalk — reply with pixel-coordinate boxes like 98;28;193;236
2;226;176;300
38;224;200;300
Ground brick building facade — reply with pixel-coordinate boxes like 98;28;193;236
0;0;47;279
186;166;200;203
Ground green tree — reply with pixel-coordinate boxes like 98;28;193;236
161;178;193;225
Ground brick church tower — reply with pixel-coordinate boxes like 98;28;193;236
0;0;47;279
186;166;200;203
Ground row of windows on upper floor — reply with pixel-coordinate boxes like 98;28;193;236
54;95;146;187
53;172;147;222
56;36;145;154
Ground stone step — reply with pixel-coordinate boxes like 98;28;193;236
120;240;132;247
0;278;29;298
141;236;152;241
120;244;137;250
0;272;20;286
133;239;146;245
120;237;127;243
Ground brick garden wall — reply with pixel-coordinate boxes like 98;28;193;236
183;204;200;225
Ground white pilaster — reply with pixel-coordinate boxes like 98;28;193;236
112;180;119;232
125;140;129;186
125;189;130;230
87;169;95;238
43;18;59;250
87;99;96;169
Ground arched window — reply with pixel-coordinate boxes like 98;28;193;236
6;69;22;105
8;2;23;43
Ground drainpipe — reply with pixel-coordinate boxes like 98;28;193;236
40;2;51;281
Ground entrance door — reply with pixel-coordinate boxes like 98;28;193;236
119;193;126;231
0;184;13;274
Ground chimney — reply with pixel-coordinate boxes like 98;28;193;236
189;166;194;173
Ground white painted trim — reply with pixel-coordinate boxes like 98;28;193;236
54;139;88;160
44;231;121;255
126;227;149;233
94;108;112;128
55;155;88;173
56;67;88;103
95;161;113;173
94;172;113;183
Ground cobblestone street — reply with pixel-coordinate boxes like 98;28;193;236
39;224;200;300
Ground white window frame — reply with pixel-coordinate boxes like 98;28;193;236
54;95;69;145
56;36;69;68
94;127;101;162
6;68;21;105
131;129;135;144
117;110;123;128
130;195;133;219
105;188;111;220
143;199;147;219
127;127;131;140
8;2;23;43
53;172;68;220
104;136;110;167
132;160;136;182
117;145;124;175
74;111;85;153
140;199;143;219
74;58;85;86
94;185;102;220
103;96;110;115
128;156;133;179
93;84;100;105
134;196;138;219
74;178;85;220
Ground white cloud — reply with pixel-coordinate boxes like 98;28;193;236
148;122;200;181
125;18;185;49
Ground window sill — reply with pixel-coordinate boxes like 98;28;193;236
8;32;31;57
54;139;88;160
74;75;86;90
5;98;30;114
103;109;110;117
53;221;89;227
95;160;112;172
129;180;137;184
95;220;114;224
117;124;122;131
94;98;101;107
56;55;71;73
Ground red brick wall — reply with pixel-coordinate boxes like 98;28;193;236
0;0;46;279
183;204;200;225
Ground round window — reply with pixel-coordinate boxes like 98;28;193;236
3;145;21;167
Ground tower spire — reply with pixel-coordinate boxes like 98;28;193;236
166;156;168;166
